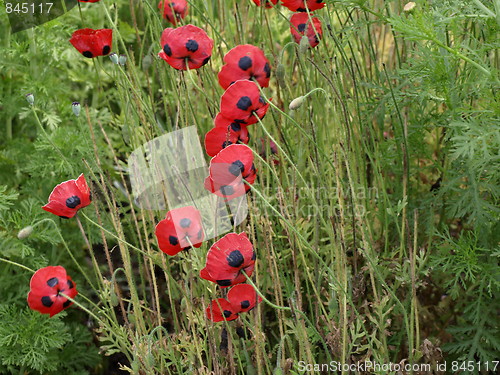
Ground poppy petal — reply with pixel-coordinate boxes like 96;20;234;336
206;298;239;322
227;284;262;313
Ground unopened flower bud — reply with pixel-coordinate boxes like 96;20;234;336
403;2;416;12
72;102;81;117
276;63;286;87
289;96;305;110
25;93;34;105
109;53;119;64
18;226;33;239
118;54;127;66
299;36;310;54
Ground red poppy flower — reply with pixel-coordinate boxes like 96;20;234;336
281;0;325;12
227;284;262;313
220;80;269;125
200;232;256;288
206;298;239;322
204;116;250;157
218;45;271;90
42;174;91;219
155;206;204;256
205;144;257;199
158;0;188;25
27;266;78;317
251;0;278;8
158;25;214;70
290;12;323;48
69;28;112;58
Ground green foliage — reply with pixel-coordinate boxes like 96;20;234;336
0;305;99;374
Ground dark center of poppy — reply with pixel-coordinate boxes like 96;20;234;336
179;218;191;228
216;279;232;287
238;56;252;71
229;160;245;176
236;96;252;111
222;141;233;148
169;235;179;246
223;310;232;318
185;39;199;52
241;300;250;309
264;62;271;78
230;123;241;132
102;45;111;55
220;185;234;196
163;44;172;56
298;23;307;33
227;250;244;267
82;51;93;58
66;196;81;209
41;296;54;307
46;277;58;287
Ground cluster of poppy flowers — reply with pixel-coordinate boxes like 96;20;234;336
29;0;328;322
252;0;324;48
31;171;262;322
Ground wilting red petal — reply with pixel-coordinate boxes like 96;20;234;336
158;0;188;25
290;12;323;48
227;284;262;313
206;298;239;322
281;0;325;12
27;266;78;317
218;44;271;89
42;174;91;218
200;232;256;288
220;80;269;125
159;24;213;70
69;28;112;58
155;206;204;256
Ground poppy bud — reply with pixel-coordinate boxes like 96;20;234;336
18;226;33;239
109;53;119;64
299;35;310;54
119;54;127;66
109;287;119;307
72;102;81;117
25;93;34;105
403;2;416;12
276;63;286;87
289;96;305;110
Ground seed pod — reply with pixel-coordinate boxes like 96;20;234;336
289;96;305;110
119;54;127;66
18;226;33;239
25;93;34;105
72;102;81;117
299;36;310;54
276;63;286;87
109;53;119;64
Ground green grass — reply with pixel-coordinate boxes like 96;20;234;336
0;0;499;374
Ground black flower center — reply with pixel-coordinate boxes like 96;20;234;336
238;56;252;70
227;250;244;267
236;96;252;111
66;196;81;208
185;39;199;52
